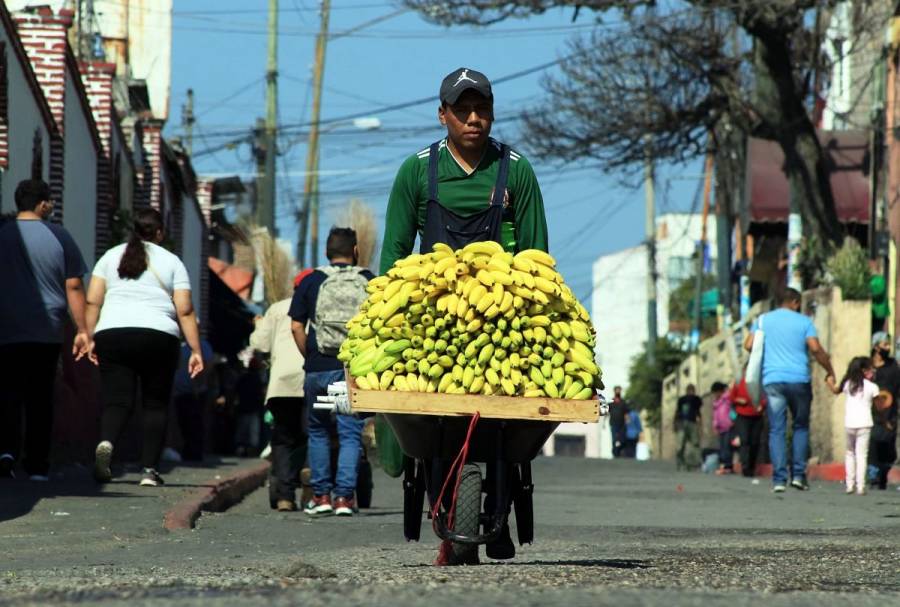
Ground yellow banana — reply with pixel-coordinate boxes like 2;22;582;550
534;277;560;296
463;241;503;256
543;381;559;398
489;270;513;286
500;378;516;396
469;376;485;394
512;255;536;274
432;242;454;256
468;284;487;307
476;269;495;287
433;255;457;276
518;249;556;268
485;368;501;387
356;376;373;390
379;371;396;391
487;254;511;273
498;291;514;313
394;253;426;267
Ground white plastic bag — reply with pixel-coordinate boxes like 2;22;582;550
745;316;764;403
635;442;650;461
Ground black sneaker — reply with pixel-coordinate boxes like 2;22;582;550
139;468;165;487
790;478;809;491
0;455;15;479
485;522;516;560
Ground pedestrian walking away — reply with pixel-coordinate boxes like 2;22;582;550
0;179;89;481
869;332;898;490
379;67;550;564
250;285;307;513
623;407;642;459
171;337;215;461
675;384;703;471
730;374;767;478
290;227;373;517
745;288;835;493
608;386;629;458
85;208;204;487
825;357;880;496
711;381;734;475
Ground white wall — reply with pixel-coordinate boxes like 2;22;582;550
95;0;172;121
590;213;718;394
63;72;98;268
181;195;204;313
0;25;51;213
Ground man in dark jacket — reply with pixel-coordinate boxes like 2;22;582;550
871;332;898;490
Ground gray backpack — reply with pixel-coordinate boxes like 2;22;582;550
313;265;370;355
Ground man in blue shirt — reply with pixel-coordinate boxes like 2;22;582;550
0;179;89;480
289;227;372;517
744;288;835;493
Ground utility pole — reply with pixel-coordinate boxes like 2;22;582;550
257;0;278;236
182;89;195;155
299;0;331;268
644;140;658;366
693;151;715;350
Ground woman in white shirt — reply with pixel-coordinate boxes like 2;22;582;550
85;209;204;487
826;356;881;496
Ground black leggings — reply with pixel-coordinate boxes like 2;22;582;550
95;328;180;469
0;342;61;476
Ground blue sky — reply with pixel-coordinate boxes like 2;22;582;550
167;0;702;304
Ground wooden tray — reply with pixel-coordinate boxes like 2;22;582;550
346;373;599;423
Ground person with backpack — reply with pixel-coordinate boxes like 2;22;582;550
290;227;373;517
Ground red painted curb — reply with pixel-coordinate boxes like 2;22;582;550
734;463;900;483
163;460;271;530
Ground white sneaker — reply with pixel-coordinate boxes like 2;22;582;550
94;441;113;483
139;468;165;487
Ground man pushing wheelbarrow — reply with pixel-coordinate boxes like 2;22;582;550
329;68;602;565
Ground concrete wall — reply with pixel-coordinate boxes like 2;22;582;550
0;24;51;212
181;194;204;314
62;73;98;269
591;213;718;395
806;287;872;463
95;0;172;120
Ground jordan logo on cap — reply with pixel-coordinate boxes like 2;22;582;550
453;69;478;87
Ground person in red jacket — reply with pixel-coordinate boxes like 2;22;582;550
731;376;767;477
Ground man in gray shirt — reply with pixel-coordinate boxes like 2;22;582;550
0;179;89;480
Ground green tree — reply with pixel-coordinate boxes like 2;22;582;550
406;0;889;248
668;274;718;339
625;337;689;426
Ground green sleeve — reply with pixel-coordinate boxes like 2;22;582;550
379;155;421;275
511;155;549;253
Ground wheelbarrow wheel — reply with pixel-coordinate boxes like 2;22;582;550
451;463;482;564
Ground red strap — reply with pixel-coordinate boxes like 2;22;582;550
432;412;480;566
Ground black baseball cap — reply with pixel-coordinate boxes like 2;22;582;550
439;68;493;105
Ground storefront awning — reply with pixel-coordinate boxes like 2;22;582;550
748;131;870;224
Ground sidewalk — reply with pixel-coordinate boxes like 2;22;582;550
0;457;269;561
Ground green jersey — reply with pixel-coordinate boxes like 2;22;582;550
379;138;549;274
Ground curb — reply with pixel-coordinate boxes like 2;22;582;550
163;460;270;531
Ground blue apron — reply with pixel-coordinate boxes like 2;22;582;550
419;141;511;253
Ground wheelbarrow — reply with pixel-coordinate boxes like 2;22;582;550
347;379;603;563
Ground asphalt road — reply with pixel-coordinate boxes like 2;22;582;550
3;458;900;606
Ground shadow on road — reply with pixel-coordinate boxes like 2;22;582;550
0;480;137;525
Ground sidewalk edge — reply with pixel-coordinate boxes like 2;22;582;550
163;460;270;531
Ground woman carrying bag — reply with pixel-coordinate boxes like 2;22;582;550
85;209;204;486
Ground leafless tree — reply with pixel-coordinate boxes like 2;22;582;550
406;0;891;247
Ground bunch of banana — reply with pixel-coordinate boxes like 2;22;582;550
338;241;601;399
